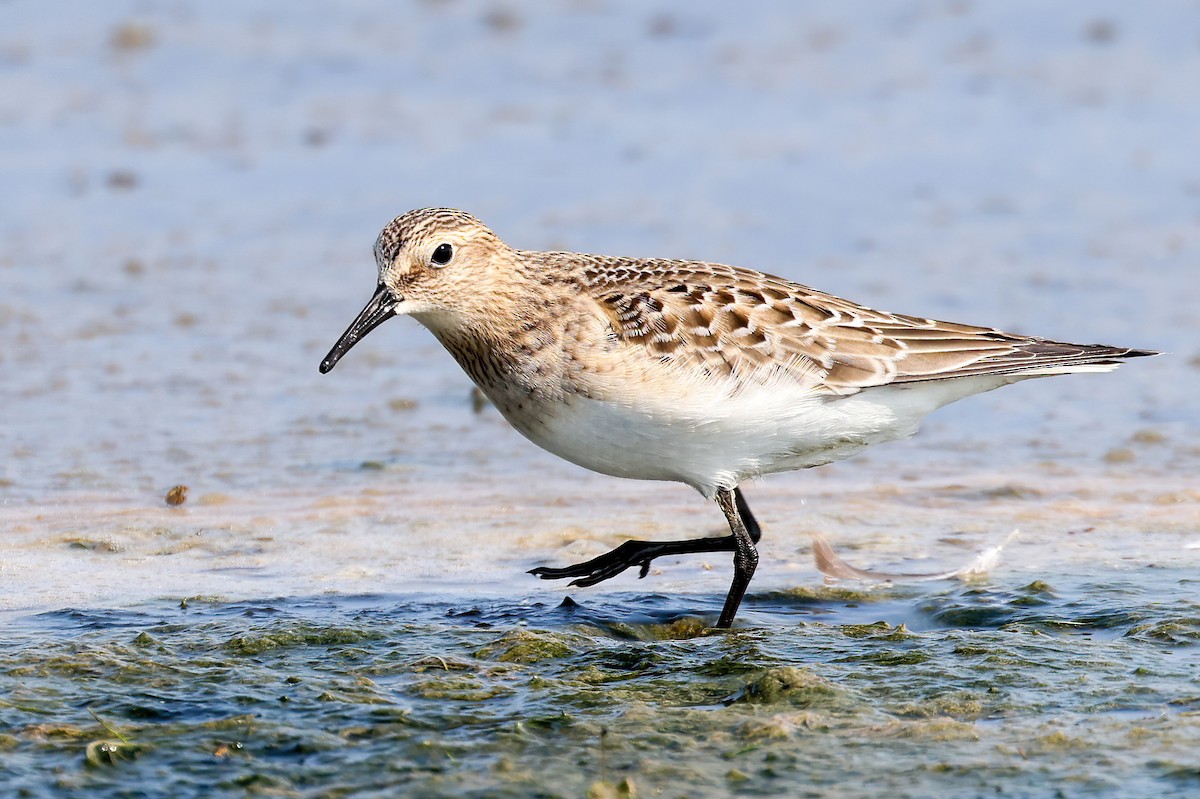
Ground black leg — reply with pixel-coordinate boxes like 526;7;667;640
733;486;761;544
528;533;736;587
529;486;763;623
714;487;759;628
528;486;757;587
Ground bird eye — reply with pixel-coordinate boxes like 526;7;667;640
431;243;453;267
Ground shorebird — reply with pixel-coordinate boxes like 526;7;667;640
319;208;1155;628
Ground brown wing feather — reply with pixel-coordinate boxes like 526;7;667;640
576;256;1155;395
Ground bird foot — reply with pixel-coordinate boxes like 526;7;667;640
528;540;666;588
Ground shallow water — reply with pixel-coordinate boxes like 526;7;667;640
3;579;1199;798
3;1;1200;796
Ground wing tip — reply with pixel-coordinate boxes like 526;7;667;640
887;341;1160;384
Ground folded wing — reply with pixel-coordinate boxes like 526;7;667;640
580;257;1156;395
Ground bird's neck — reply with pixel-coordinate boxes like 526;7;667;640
420;285;569;400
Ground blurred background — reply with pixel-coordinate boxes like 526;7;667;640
1;0;1197;605
3;3;1200;796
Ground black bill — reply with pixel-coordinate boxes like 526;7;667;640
319;283;399;373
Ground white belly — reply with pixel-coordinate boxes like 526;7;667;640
490;374;1017;498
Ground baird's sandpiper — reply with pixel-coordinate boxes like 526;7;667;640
320;208;1155;628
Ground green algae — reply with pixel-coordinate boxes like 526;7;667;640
84;739;145;767
2;583;1198;798
83;710;146;768
224;625;380;655
473;629;575;663
839;648;931;666
586;615;710;641
1125;618;1200;645
771;584;894;603
870;717;981;741
895;691;987;720
410;676;513;702
840;621;916;640
726;667;847;708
